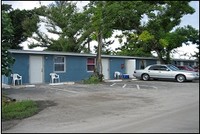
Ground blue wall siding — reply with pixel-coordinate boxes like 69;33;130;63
44;55;54;83
10;53;29;84
2;75;8;84
146;59;157;66
43;55;93;82
183;61;195;66
109;58;125;79
172;61;181;66
136;59;157;69
65;56;92;81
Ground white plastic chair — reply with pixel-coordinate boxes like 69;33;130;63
11;73;22;86
114;71;122;79
50;73;60;83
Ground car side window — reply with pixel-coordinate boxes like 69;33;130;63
159;66;168;71
149;66;159;70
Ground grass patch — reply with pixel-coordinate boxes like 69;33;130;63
2;99;38;121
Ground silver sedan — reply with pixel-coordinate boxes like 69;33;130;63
133;64;199;82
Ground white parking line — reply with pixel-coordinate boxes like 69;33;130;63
152;86;158;89
122;84;126;88
136;84;140;90
105;80;122;82
132;78;138;81
110;83;116;86
55;88;79;94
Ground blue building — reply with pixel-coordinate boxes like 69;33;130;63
2;49;198;85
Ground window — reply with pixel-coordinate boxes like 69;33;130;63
149;65;160;70
159;66;168;71
54;56;65;72
87;58;95;72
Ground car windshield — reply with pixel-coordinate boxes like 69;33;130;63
187;66;194;70
167;65;179;71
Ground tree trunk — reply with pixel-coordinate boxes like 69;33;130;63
166;51;172;64
87;38;91;53
95;31;103;81
156;50;167;64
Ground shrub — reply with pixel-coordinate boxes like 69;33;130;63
83;75;101;84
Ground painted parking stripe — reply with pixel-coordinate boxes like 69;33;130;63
110;83;116;86
57;88;78;93
132;79;138;81
152;86;158;89
122;84;126;88
136;84;140;90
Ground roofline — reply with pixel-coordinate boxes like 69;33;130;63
8;49;158;60
171;58;199;62
8;49;198;61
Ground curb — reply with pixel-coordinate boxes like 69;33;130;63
49;82;75;86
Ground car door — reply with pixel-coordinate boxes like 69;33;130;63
147;65;160;78
157;65;172;78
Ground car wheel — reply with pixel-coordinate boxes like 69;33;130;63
142;73;149;81
176;74;186;82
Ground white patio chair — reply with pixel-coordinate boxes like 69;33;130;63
50;73;60;83
11;73;22;86
114;71;122;79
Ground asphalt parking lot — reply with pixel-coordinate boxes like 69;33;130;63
2;79;199;133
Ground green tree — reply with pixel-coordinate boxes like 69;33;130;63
137;1;196;64
83;1;116;80
2;4;40;49
1;11;15;76
104;1;156;57
110;1;197;64
29;1;91;52
115;32;152;57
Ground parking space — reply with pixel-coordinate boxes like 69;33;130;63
3;79;198;102
2;79;199;133
3;79;199;94
109;82;158;90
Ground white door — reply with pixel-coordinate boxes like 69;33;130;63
125;59;136;78
102;58;110;80
157;60;161;64
29;55;43;84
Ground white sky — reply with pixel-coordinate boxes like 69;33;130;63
2;1;199;59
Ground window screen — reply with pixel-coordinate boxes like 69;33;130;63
54;56;65;72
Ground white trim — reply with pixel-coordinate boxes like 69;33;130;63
53;56;66;73
86;57;96;72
